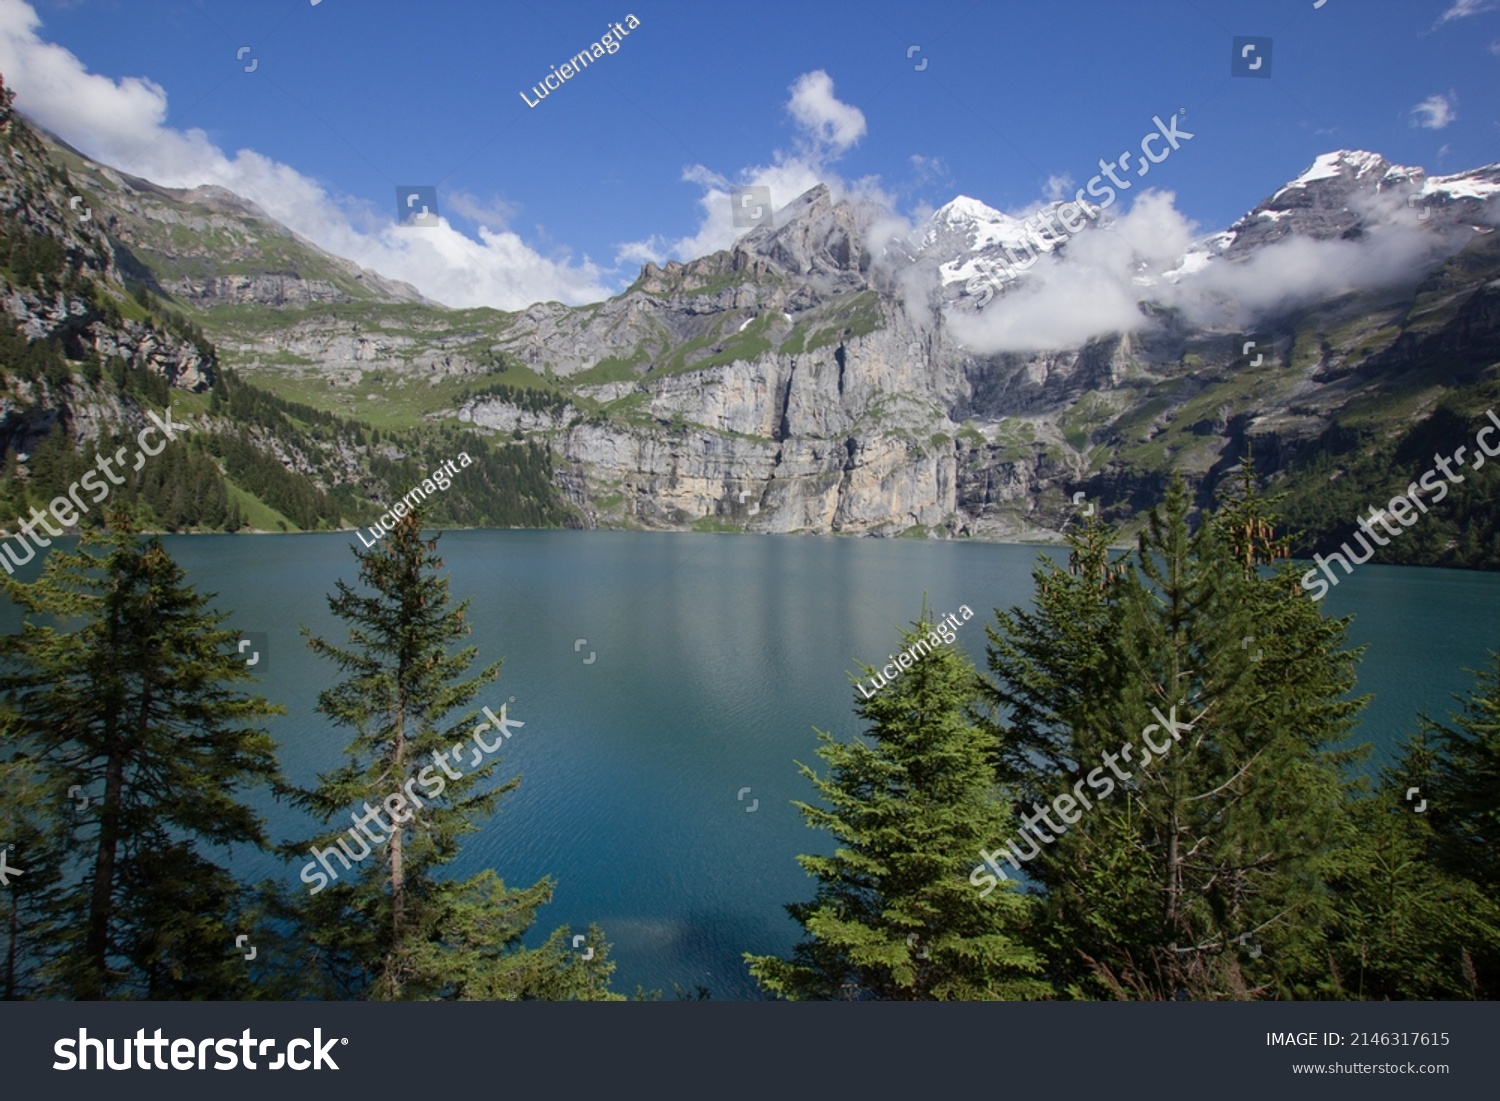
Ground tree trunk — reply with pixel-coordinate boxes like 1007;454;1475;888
388;702;405;1000
84;717;125;997
386;648;408;1001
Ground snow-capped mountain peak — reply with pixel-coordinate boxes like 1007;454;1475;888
932;195;1005;224
909;150;1500;312
1287;150;1393;187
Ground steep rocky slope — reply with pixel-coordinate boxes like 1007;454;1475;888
0;80;563;539
24;107;1500;557
0;81;217;471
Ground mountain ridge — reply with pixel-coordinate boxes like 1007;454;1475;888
4;89;1498;568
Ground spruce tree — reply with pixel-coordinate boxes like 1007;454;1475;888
0;510;284;998
1352;653;1500;997
981;474;1366;999
285;509;619;1000
1325;787;1497;1000
1406;651;1500;899
980;513;1121;795
0;734;68;1000
747;611;1050;1000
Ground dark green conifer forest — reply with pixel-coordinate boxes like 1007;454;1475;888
747;476;1500;1001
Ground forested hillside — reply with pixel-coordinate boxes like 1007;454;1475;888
0;75;573;539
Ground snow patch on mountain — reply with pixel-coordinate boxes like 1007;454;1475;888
910;149;1500;354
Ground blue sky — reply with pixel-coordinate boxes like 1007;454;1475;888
4;0;1499;308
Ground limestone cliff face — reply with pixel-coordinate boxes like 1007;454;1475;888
41;112;1500;542
467;302;1072;536
451;185;1113;536
88;319;215;391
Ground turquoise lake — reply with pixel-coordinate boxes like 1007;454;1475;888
8;530;1500;999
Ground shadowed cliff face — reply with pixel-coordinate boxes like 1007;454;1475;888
0;82;224;470
1;95;216;394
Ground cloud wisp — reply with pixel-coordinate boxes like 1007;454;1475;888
1436;0;1496;27
617;69;888;267
1410;91;1459;130
0;0;613;309
942;184;1491;356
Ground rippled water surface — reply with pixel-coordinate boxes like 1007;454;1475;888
11;530;1499;998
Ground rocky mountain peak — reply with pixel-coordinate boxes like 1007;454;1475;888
733;182;873;284
932;195;1004;225
1264;150;1413;209
1224;148;1497;255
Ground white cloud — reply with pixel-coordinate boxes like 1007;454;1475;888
1043;173;1075;201
1174;226;1455;330
785;70;867;152
1410;91;1459;129
907;153;951;191
1437;0;1495;25
614;237;668;268
945;191;1193;353
616;69;882;266
442;190;519;231
942;186;1477;355
0;0;613;309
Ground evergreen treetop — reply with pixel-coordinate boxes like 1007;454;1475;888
748;609;1050;1001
